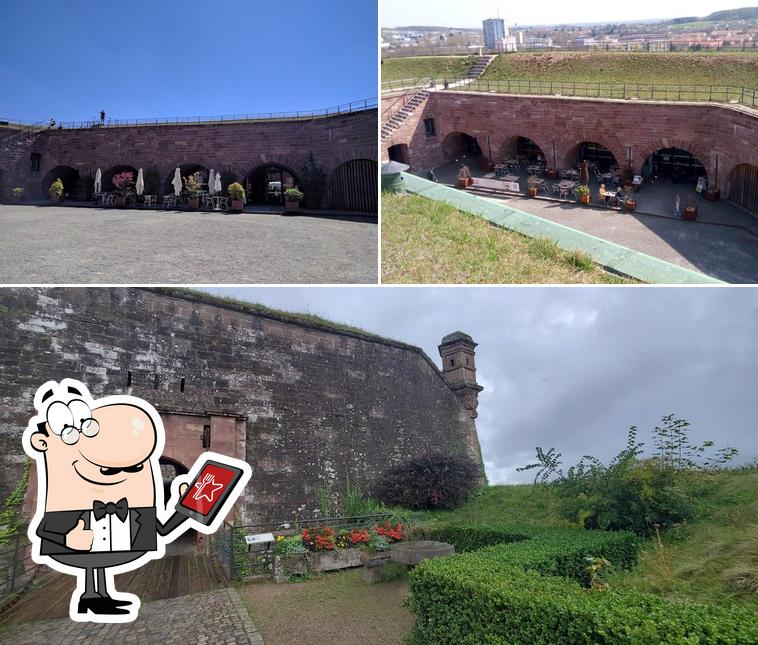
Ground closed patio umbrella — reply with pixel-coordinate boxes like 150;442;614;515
94;168;102;193
135;168;144;196
581;160;590;186
214;171;222;195
171;167;182;196
208;169;215;195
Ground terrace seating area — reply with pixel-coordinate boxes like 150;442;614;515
92;191;230;211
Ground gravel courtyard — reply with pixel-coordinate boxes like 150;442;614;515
0;205;377;284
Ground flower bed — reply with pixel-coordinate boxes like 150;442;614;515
272;521;404;582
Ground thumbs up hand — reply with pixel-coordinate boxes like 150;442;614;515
65;518;94;551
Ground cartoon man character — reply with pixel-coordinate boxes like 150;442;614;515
22;379;251;623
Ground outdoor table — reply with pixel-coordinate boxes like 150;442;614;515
503;174;520;182
212;196;228;211
558;180;577;190
564;169;579;179
599;189;620;206
528;178;545;186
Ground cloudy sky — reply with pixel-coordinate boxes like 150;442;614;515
382;0;748;28
203;287;758;484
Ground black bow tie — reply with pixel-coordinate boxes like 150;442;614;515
93;498;129;522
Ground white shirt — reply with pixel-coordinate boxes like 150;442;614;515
89;511;132;552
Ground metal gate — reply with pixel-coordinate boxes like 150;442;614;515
727;163;758;216
327;159;377;213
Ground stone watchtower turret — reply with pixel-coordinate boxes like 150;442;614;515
438;332;485;476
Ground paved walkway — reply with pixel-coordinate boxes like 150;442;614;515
0;587;263;644
430;162;758;283
0;205;377;284
2;553;227;624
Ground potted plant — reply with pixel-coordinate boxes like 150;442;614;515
48;178;64;204
704;183;720;201
458;164;472;188
112;171;134;207
284;187;304;212
683;199;698;221
183;173;201;209
228;182;246;211
623;189;637;211
574;183;590;204
12;186;25;202
527;176;539;197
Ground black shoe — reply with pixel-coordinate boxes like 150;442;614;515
77;597;131;615
97;593;132;607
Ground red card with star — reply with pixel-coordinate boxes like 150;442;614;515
177;460;244;524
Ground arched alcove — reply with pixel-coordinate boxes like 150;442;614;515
326;159;377;212
245;164;299;205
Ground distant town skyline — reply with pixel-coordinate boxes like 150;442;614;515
382;1;753;29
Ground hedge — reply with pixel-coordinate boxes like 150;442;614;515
408;524;758;644
409;558;758;644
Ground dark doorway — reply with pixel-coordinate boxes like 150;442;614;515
246;165;297;205
642;148;706;185
327;159;378;212
388;143;410;165
727;163;758;215
41;165;80;199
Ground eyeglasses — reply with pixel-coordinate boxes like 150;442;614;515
46;399;101;445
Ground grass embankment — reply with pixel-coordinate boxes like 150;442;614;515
381;193;631;284
422;467;758;613
381;52;758;88
381;55;475;82
480;53;758;87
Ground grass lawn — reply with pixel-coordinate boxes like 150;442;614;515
239;568;414;645
381;193;632;284
381;55;475;83
481;52;758;87
381;52;758;88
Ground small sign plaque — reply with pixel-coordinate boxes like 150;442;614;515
245;532;275;545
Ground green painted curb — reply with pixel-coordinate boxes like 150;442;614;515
400;173;723;285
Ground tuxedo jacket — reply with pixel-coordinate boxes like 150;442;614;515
36;507;186;556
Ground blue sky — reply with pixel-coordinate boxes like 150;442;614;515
383;0;749;28
0;0;377;123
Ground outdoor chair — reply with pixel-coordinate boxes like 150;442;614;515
540;182;551;195
143;195;156;208
559;188;569;199
162;195;176;208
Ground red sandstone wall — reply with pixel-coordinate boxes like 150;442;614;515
1;109;377;203
383;91;758;189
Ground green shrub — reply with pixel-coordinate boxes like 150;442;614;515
48;178;64;197
228;182;245;201
377;453;482;510
284;187;303;202
273;535;306;555
409;557;758;644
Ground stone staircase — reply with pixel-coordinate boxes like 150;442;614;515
468;55;496;79
381;89;429;141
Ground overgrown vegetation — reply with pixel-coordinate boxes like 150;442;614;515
381;56;476;83
382;193;632;284
377;453;481;510
518;415;739;535
0;459;30;546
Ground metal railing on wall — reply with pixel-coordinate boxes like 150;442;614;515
0;98;378;131
400;77;758;108
0;530;42;612
461;79;758;108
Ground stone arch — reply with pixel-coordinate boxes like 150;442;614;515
388;143;410;165
495;135;549;165
164;163;210;194
326;159;377;213
635;140;713;180
563;140;621;172
244;162;300;205
640;146;708;185
102;164;138;192
726;163;758;216
440;131;483;161
41;165;80;198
